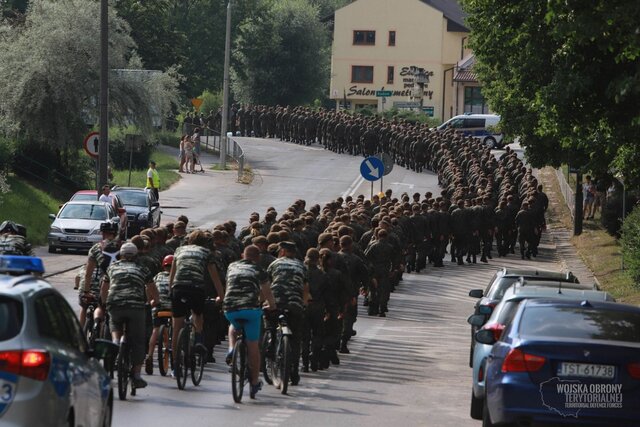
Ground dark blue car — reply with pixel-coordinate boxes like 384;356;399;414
479;299;640;426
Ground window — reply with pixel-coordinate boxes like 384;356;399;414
0;297;23;342
353;30;376;45
388;31;396;46
463;118;486;128
464;86;489;114
387;66;394;84
35;293;86;352
351;66;374;83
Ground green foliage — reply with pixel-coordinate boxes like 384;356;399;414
152;130;181;149
620;205;640;288
199;90;223;117
0;176;63;246
232;0;330;105
601;191;638;237
110;149;180;190
380;108;440;127
108;127;155;170
462;0;640;186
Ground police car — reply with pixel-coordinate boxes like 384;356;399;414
436;113;504;149
0;255;117;427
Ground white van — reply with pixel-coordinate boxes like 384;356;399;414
437;113;504;149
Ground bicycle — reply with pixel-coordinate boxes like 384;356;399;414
174;315;205;390
156;310;173;377
262;309;292;394
230;321;250;403
116;323;136;400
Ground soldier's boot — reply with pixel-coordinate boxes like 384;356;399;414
466;255;471;263
330;350;340;365
339;340;350;354
457;256;464;266
481;255;488;263
368;305;378;316
472;254;477;264
302;354;310;373
310;351;319;372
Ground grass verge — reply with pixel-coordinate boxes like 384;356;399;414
0;176;63;246
539;167;639;305
111;148;180;190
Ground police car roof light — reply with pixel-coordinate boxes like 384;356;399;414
0;255;45;275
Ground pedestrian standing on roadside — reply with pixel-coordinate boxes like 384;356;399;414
146;161;160;201
179;135;187;173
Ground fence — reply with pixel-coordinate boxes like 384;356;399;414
556;167;575;218
166;119;246;182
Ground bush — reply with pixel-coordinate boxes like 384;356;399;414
601;192;637;236
152;131;181;149
620;205;640;288
0;136;16;171
199;90;223;117
109;126;155;170
380;108;440;127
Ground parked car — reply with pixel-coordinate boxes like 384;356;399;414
467;285;615;420
466;267;585;367
0;255;118;426
69;190;128;239
110;187;161;236
479;298;640;426
436;113;504;149
47;201;120;253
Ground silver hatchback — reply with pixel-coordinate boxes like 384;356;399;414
0;255;117;427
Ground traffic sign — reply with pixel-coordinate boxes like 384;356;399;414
376;90;392;97
191;98;203;111
83;132;99;159
393;101;421;109
360;156;384;181
422;106;435;117
377;152;394;176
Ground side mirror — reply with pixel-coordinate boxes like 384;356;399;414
90;339;119;360
478;305;494;315
467;314;486;327
469;289;484;298
475;329;497;345
48;214;56;220
151;202;160;208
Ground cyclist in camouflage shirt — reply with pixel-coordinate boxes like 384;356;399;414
169;230;225;371
224;245;277;398
266;241;309;386
0;221;32;255
101;242;159;388
145;254;174;375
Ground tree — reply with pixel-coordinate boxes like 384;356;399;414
232;0;330;106
0;0;181;168
462;0;640;186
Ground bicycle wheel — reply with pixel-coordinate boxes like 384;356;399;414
231;339;246;403
279;335;291;395
175;327;189;390
83;315;94;347
191;343;205;386
261;330;274;385
158;324;171;377
117;342;129;400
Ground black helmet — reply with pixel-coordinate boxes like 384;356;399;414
99;222;119;234
0;221;19;234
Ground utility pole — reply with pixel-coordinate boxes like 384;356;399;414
98;0;109;192
574;171;583;235
220;0;232;169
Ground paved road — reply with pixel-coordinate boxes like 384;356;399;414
43;138;582;426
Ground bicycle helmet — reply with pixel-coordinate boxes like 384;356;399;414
162;254;174;268
0;220;19;234
99;221;119;234
120;242;138;258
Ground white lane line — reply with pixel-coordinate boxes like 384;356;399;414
342;174;365;199
272;409;296;414
254;422;279;426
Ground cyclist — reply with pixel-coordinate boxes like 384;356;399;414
223;245;277;399
82;222;121;328
266;241;309;386
145;254;174;375
100;242;159;389
169;230;225;376
0;220;32;255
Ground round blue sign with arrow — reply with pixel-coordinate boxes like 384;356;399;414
360;156;384;181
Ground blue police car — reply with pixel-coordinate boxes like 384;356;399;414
0;255;118;427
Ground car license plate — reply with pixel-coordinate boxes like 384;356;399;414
558;362;615;379
66;236;87;242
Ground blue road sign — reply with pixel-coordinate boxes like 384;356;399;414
360;156;384;181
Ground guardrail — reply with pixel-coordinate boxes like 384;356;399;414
556;167;575;218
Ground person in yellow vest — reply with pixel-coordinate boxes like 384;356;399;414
146;161;160;201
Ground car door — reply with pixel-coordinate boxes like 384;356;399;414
33;292;97;427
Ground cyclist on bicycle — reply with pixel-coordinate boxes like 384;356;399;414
266;241;309;386
169;230;225;375
101;242;159;389
223;245;277;398
145;254;174;375
82;222;121;328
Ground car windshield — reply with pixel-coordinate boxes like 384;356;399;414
59;204;107;220
70;194;96;201
0;297;23;341
116;191;148;207
519;306;640;344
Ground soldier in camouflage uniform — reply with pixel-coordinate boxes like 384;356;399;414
145;254;175;375
0;220;32;255
101;242;159;388
364;228;395;316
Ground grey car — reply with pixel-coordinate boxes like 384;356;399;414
0;255;118;427
466;282;614;420
47;201;120;253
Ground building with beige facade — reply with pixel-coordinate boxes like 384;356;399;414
328;0;486;121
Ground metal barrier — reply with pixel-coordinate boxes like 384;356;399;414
556;167;575;218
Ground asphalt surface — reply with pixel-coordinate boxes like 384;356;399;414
43;138;582;426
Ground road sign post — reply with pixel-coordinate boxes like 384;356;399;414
360;156;384;182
